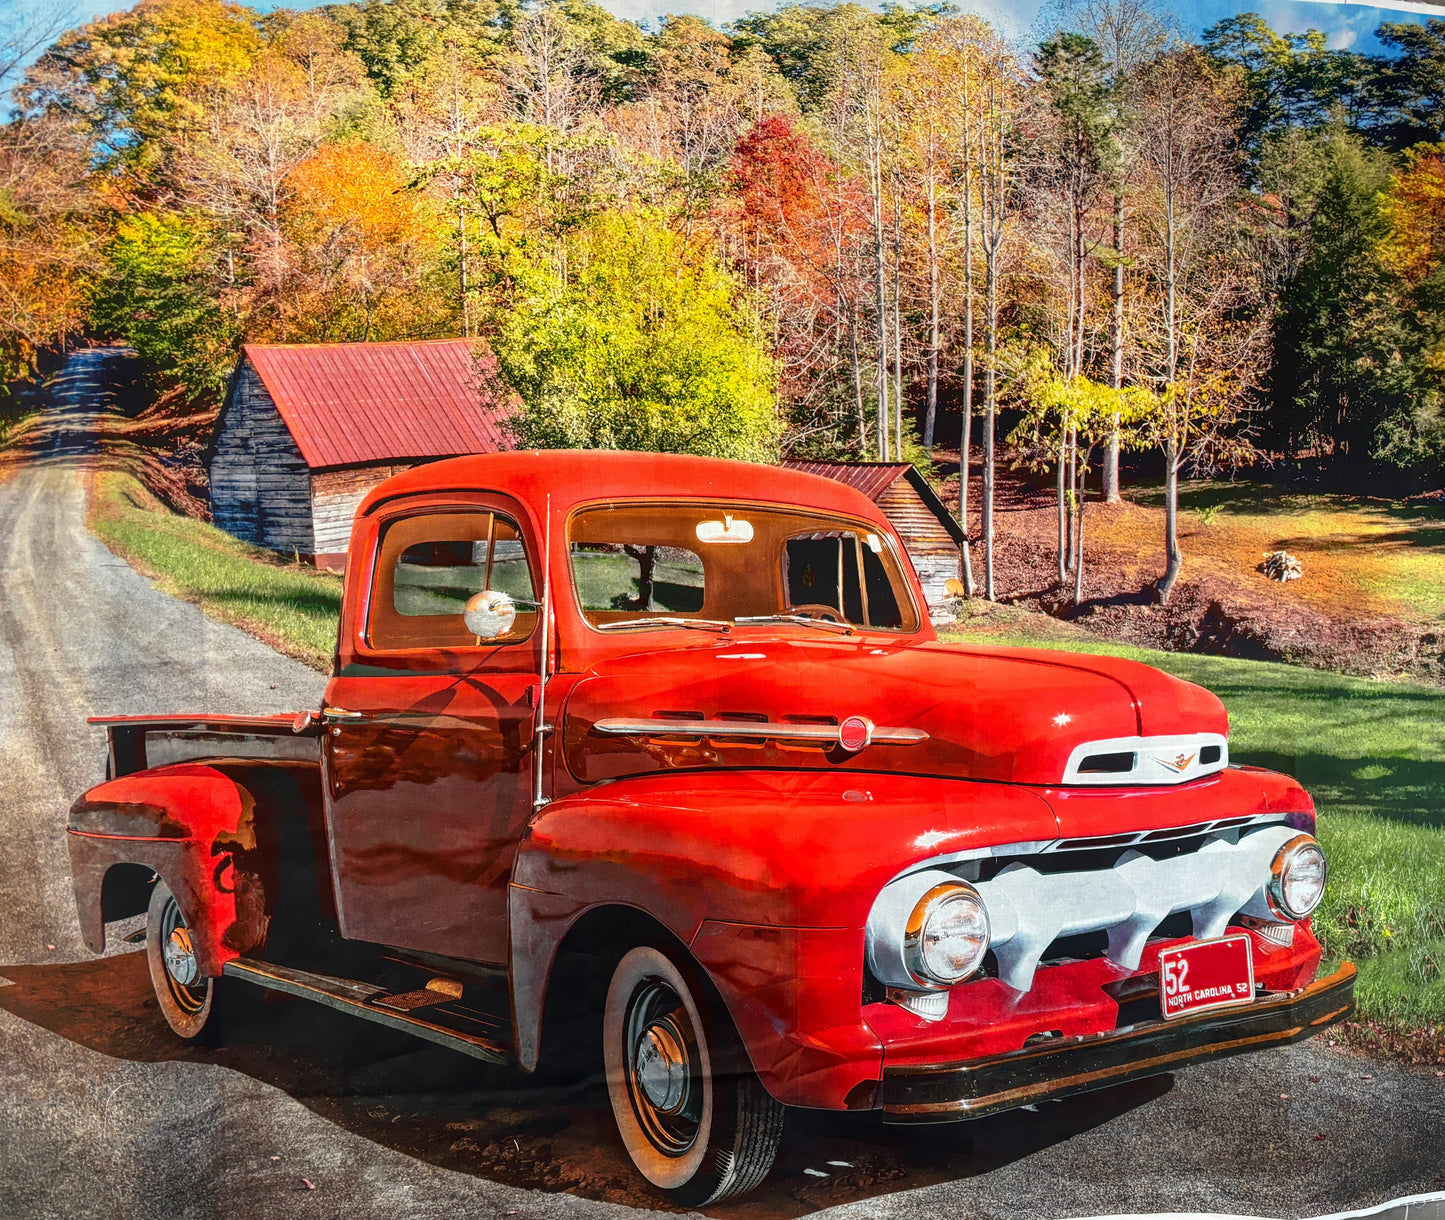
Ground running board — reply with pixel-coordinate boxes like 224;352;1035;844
222;957;512;1066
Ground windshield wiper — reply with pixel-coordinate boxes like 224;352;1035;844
595;616;732;633
734;614;854;634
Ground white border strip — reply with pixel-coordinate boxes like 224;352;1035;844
1064;1189;1445;1220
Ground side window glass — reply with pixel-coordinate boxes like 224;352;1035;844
369;512;536;651
784;532;902;628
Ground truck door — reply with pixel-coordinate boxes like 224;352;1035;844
322;503;541;965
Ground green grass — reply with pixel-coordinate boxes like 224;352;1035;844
90;471;342;669
943;613;1445;1035
1130;478;1445;626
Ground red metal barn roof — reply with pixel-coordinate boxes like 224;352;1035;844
241;339;515;469
780;460;913;502
781;459;964;545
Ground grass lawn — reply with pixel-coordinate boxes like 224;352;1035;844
1120;479;1445;628
943;610;1445;1044
90;470;341;670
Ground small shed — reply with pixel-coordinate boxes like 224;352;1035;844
210;339;513;570
781;460;964;612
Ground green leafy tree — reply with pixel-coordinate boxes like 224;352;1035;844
494;207;780;460
1268;125;1408;469
90;210;238;402
1375;19;1445;148
21;0;262;182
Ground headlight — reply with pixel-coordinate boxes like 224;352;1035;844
1267;834;1327;920
904;883;991;985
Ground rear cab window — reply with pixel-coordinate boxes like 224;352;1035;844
368;511;536;651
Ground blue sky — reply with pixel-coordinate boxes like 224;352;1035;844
8;0;1442;59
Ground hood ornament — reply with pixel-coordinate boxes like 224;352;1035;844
1153;750;1198;774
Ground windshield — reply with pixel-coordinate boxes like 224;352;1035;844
568;503;920;633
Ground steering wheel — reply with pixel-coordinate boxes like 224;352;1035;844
789;603;846;622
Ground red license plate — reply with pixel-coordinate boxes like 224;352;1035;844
1158;934;1255;1020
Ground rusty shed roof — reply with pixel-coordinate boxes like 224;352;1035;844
239;339;514;470
780;460;912;502
781;460;964;545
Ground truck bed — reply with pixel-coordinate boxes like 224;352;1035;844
90;712;322;779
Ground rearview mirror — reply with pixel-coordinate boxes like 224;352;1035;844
696;514;754;544
464;589;517;642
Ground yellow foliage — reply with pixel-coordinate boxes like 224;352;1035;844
285;143;434;253
1379;145;1445;288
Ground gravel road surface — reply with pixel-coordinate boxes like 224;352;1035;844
0;350;1441;1220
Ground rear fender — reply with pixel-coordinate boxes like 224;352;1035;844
68;760;326;976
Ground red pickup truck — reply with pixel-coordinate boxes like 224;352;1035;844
68;451;1354;1204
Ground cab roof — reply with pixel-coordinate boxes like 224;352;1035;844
356;450;887;522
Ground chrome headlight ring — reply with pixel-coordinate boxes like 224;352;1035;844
904;883;992;987
1265;833;1327;921
866;869;992;993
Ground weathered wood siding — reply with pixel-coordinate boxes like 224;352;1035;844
211;363;314;555
877;478;961;610
311;464;416;570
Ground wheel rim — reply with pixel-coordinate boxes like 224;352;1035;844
623;977;704;1157
158;897;208;1014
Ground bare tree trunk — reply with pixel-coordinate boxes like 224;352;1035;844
958;151;976;596
1159;452;1182;602
1057;422;1068;586
924;154;940;452
1066;423;1077;567
873;169;889;462
849;313;867;454
892;177;903;459
1105;191;1124;501
982;180;1000;603
1158;186;1181;601
457;195;471;338
1073;492;1086;605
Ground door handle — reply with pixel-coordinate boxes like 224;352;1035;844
322;706;367;721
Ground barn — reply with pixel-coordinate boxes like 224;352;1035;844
780;460;964;613
210;339;513;571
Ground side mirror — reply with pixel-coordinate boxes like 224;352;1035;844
464;590;518;642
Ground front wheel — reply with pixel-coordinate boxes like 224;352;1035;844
603;946;783;1206
145;879;219;1040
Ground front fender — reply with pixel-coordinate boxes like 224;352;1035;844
508;769;1059;1107
68;760;323;976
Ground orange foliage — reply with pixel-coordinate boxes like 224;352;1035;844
1380;146;1445;288
285;143;433;252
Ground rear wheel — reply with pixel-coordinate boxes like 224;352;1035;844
603;946;783;1206
145;880;218;1040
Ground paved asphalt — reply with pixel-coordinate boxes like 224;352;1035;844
0;350;1442;1220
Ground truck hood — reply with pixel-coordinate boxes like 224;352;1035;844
560;637;1227;789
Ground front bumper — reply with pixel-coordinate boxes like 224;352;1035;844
880;961;1356;1123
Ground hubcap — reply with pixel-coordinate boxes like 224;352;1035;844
623;979;703;1156
636;1019;690;1114
164;926;199;986
157;897;208;1014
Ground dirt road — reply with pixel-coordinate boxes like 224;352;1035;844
1;351;1442;1219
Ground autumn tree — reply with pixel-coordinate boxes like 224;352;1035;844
729;115;869;453
21;0;262;188
0;114;96;417
496;207;779;460
281;142;447;342
1031;31;1118;584
1135;48;1259;602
